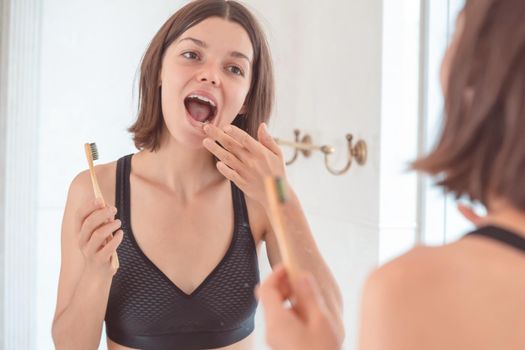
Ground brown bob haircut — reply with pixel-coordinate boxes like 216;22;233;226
413;0;525;211
129;0;274;151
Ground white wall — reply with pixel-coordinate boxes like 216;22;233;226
0;0;8;345
379;0;420;264
245;2;383;348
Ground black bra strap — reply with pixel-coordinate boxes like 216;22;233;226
230;182;251;229
467;226;525;253
115;154;132;230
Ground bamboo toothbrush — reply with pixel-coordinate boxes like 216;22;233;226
84;142;120;270
263;177;298;281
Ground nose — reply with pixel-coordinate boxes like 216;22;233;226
197;64;220;87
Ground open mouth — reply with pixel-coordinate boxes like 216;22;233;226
184;94;218;124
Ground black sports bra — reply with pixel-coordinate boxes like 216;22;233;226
104;154;260;349
466;225;525;253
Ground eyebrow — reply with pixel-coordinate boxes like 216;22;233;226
179;37;252;64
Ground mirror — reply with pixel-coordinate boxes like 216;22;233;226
0;0;467;349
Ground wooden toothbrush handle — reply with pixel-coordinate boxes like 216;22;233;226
85;145;119;270
263;177;298;281
110;251;120;270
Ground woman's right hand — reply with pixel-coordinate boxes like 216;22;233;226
258;265;341;350
78;198;123;277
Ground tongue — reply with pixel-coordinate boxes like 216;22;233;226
187;100;212;122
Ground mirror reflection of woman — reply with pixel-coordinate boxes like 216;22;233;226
259;0;525;349
51;1;343;349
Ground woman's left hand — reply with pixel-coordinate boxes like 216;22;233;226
202;122;286;208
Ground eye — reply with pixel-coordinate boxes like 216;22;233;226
227;65;244;76
182;51;199;60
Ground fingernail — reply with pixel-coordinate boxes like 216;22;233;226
112;207;117;214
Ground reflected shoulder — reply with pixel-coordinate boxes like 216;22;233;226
67;160;118;208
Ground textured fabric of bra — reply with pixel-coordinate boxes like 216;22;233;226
105;154;260;350
466;225;525;253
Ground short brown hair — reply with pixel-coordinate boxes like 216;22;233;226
413;0;525;210
129;0;274;151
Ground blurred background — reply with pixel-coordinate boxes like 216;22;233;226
0;0;472;349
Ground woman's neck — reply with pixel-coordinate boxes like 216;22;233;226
484;199;525;238
134;134;224;200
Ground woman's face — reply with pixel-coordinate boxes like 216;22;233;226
159;17;254;148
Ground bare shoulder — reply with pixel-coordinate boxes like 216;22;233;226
365;246;425;299
364;245;458;303
364;237;525;309
68;161;118;208
361;244;470;325
368;237;525;293
359;245;460;349
360;241;525;349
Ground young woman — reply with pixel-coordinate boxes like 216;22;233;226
51;1;343;349
259;0;525;349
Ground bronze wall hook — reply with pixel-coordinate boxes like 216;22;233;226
274;130;367;175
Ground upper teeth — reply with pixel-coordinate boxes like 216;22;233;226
188;94;216;107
